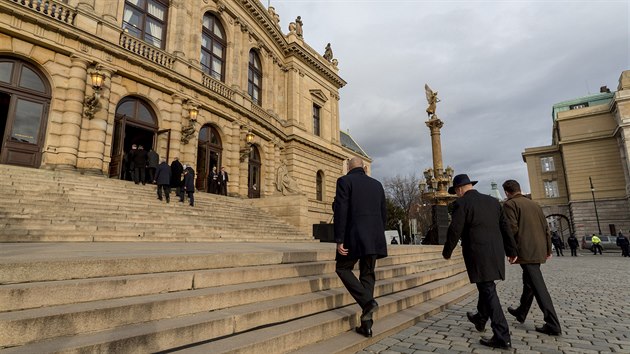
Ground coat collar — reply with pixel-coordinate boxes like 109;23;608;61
507;192;524;200
348;167;366;175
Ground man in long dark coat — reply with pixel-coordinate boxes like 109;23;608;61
443;174;518;349
170;157;184;199
132;145;148;185
502;179;562;336
147;148;159;184
334;157;387;338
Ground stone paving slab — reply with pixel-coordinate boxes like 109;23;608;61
359;252;630;353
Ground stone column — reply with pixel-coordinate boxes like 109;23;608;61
55;56;88;170
425;117;444;173
170;95;184;163
77;67;114;174
287;67;301;127
331;92;340;143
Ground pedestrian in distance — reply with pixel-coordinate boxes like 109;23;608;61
181;165;195;206
567;234;579;256
333;157;387;338
616;231;629;257
551;231;564;257
502;179;562;336
154;158;171;203
133;145;148;185
591;234;603;255
443;174;518;350
170;157;184;199
147;148;159;184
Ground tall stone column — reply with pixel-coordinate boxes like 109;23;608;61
56;56;88;170
170;95;184;163
425;117;444;173
287;67;301;127
77;67;113;174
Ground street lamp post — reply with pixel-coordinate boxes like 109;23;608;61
589;176;602;235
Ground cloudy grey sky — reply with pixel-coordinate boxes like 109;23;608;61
271;0;629;196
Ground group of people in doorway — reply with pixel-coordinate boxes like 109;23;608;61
333;163;561;349
122;144;160;185
206;166;229;196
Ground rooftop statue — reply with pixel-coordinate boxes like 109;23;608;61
424;83;440;118
323;43;333;62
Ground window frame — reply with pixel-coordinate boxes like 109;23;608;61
313;104;321;136
122;0;169;49
541;156;555;172
316;170;324;201
248;49;262;105
543;180;559;198
200;12;227;82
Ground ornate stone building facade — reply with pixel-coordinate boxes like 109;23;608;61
0;0;370;232
523;70;630;240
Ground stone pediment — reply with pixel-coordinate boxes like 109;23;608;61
309;89;328;103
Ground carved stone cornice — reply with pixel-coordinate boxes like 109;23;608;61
285;42;346;89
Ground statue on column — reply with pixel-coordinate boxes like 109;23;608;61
295;16;303;37
424;83;440;118
323;43;333;62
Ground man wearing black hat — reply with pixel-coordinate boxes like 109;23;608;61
443;174;518;349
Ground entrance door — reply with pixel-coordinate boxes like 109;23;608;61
248;145;261;198
109;97;158;179
196;125;222;192
0;58;51;168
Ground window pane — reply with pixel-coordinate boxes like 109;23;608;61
212;43;223;57
0;62;13;83
126;0;145;8
253;75;260;86
203;14;211;30
144;18;163;46
198;126;208;142
213;23;223;39
123;7;143;28
147;0;165;20
19;66;46;93
123;23;142;39
117;100;135;117
11;99;44;144
212;58;222;74
137;103;154;124
210;128;220;145
201;34;210;49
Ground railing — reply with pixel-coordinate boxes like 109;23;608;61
10;0;76;25
252;103;281;125
202;73;234;100
119;33;174;70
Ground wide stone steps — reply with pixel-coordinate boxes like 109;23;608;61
0;243;472;353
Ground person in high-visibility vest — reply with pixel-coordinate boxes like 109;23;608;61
591;235;603;255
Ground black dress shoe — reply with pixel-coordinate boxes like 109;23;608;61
479;336;511;349
361;300;378;321
535;325;561;336
466;311;486;332
507;306;526;323
355;320;373;338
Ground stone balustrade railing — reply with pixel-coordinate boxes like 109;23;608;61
202;73;234;100
252;103;281;125
10;0;76;25
119;33;174;70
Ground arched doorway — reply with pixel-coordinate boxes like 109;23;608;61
196;124;222;192
248;145;261;198
546;213;573;246
109;97;158;179
0;57;51;168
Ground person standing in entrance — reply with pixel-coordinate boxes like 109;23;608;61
170;157;184;199
219;166;229;196
133;145;148;185
502;179;562;336
443;174;517;350
334;157;387;338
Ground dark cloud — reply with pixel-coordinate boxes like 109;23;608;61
273;1;629;194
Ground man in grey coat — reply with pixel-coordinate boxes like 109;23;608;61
443;174;518;349
502;180;561;336
334;157;387;338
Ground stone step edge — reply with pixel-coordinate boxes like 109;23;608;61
0;269;469;353
293;283;477;354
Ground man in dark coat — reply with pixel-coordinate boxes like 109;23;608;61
154;158;171;203
502;179;561;336
170;157;184;199
616;231;629;257
132;145;148;185
218;166;229;196
124;144;137;181
443;174;517;349
147;148;159;184
334;157;387;338
567;234;579;256
208;166;219;194
551;231;564;256
180;166;195;206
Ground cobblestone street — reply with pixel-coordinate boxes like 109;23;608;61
360;252;630;353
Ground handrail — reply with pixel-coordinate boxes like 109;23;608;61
9;0;76;25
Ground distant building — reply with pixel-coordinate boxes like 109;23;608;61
522;71;630;239
340;130;372;175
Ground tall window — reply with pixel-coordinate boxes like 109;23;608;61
544;180;559;198
201;13;226;81
541;156;555;172
316;171;324;201
313;104;320;136
122;0;169;49
248;50;262;105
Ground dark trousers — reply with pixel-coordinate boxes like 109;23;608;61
475;281;511;344
147;167;156;183
134;167;146;184
180;191;194;206
592;244;603;255
555;246;563;256
157;184;171;201
514;264;561;332
570;247;577;256
335;255;377;310
621;245;629;257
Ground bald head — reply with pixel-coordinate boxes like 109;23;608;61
348;157;364;170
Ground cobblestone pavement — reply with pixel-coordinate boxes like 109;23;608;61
359;252;630;353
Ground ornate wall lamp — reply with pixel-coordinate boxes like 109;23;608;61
83;65;105;119
240;130;255;161
181;104;199;144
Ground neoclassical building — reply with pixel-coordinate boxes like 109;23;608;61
522;70;630;240
0;0;370;231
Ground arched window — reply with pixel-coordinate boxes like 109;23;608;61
316;170;324;201
201;13;226;81
122;0;169;49
248;50;262;105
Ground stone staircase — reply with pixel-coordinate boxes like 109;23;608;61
0;164;311;242
0;243;473;353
